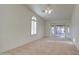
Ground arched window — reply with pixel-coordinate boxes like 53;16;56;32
31;16;37;35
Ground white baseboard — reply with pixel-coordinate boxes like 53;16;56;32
73;42;79;50
76;45;79;50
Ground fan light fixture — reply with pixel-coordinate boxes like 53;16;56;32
43;4;53;14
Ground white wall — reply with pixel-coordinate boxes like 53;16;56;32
0;5;44;53
71;5;79;48
45;19;71;38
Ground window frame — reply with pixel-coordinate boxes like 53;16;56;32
55;25;65;38
31;16;37;35
51;25;66;38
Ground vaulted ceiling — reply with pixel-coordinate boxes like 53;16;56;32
27;4;75;20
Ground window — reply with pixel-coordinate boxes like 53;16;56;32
51;25;54;35
51;25;65;38
31;16;37;35
51;25;71;38
67;26;70;34
66;25;70;38
55;25;65;38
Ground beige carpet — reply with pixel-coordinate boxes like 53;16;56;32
2;38;79;55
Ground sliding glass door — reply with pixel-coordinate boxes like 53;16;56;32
55;25;65;38
50;25;70;38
